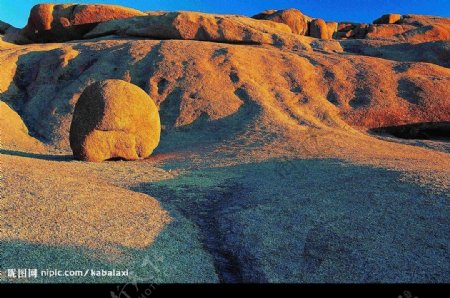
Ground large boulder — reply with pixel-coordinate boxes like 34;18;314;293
373;14;402;24
337;15;450;42
252;8;310;35
309;19;329;39
23;3;146;42
84;11;293;44
69;80;161;162
326;22;338;39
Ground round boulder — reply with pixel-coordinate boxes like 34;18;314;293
69;80;161;162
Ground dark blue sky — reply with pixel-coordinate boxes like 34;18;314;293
1;0;449;28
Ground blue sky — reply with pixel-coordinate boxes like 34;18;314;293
1;0;449;28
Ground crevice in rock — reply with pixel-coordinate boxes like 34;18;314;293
370;121;450;140
133;179;267;283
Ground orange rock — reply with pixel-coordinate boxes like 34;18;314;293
309;19;329;39
26;3;54;32
326;22;338;39
0;101;46;152
252;8;311;35
373;14;402;24
71;4;147;25
365;15;450;42
84;11;293;45
23;3;146;42
69;80;160;162
2;7;450;152
366;24;416;39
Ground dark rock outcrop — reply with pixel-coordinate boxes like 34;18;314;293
0;20;12;34
22;3;146;42
309;19;329;39
371;122;450;140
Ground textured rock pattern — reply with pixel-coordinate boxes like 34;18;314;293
84;11;293;45
0;6;448;152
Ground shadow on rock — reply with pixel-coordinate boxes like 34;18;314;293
132;158;449;283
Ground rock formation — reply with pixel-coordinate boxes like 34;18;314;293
0;5;448;152
252;8;310;35
7;7;449;45
84;11;293;45
326;22;338;39
336;23;370;39
309;19;330;39
0;20;12;34
337;14;450;42
23;3;146;42
373;14;402;24
69;80;161;162
1;4;450;284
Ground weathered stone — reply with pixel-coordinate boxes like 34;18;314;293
309;19;329;39
69;80;161;162
326;22;338;39
84;11;293;45
23;3;146;42
373;14;402;25
252;8;311;35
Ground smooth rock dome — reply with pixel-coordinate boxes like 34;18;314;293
69;80;161;162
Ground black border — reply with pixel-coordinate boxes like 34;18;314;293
1;283;448;297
